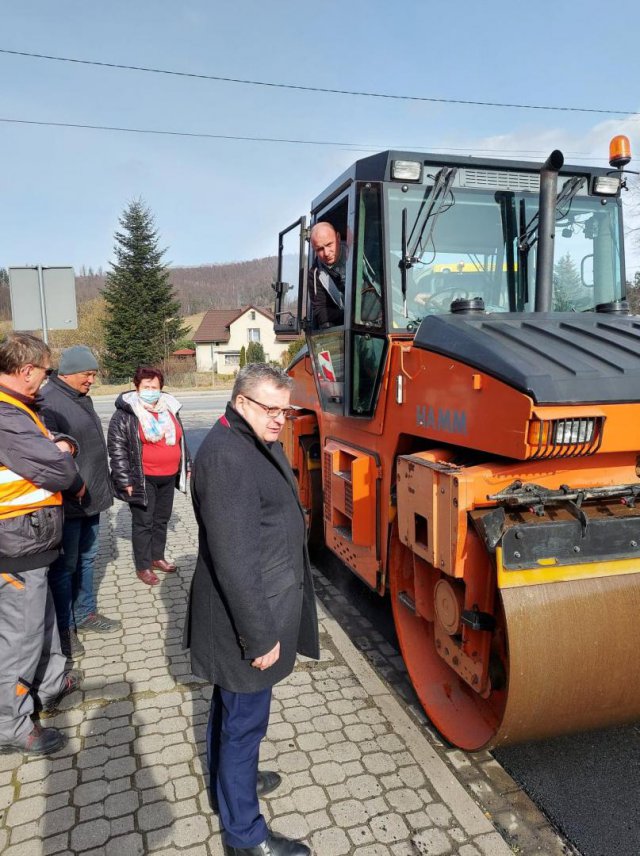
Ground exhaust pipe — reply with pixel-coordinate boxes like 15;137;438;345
534;149;564;312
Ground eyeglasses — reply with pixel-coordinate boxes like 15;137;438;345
33;366;53;376
241;394;295;420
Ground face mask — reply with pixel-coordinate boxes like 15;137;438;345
139;389;161;405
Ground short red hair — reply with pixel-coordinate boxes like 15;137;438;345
133;365;164;389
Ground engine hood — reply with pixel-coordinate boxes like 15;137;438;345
413;312;640;405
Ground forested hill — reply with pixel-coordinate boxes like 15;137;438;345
73;256;278;315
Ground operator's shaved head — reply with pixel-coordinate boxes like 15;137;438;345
310;222;341;267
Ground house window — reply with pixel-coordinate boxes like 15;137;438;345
225;353;240;367
248;329;261;343
250;310;256;320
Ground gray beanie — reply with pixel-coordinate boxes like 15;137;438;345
58;345;99;375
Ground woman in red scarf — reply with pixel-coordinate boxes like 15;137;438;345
107;366;190;586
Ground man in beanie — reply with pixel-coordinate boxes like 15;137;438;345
40;345;120;659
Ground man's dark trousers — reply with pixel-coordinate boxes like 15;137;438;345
48;514;100;630
207;684;272;848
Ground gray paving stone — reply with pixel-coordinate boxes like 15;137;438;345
70;818;111;851
330;798;370;827
41;806;76;836
412;827;453;855
349;825;375;845
104;789;139;818
270;813;308;839
41;832;69;854
353;845;393;856
171;814;211;846
109;815;135;837
427;803;454;828
9;820;40;844
291;784;329;813
310;826;351;854
304;808;331;831
73;780;110;807
136;800;175;832
0;783;14;810
105;832;144;856
346;774;384;800
475;831;515;855
386;787;425;813
310;761;346;785
276;751;309;774
6;795;47;826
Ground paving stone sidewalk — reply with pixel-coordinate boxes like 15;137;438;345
0;491;555;856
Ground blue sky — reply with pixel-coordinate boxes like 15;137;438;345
1;0;640;274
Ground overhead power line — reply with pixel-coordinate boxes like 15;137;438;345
0;47;635;117
0;115;610;160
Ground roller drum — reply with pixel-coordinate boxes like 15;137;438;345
495;573;640;745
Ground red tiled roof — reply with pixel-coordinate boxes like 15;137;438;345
172;348;196;356
193;306;274;343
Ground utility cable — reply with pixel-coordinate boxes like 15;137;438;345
0;48;635;116
0;115;610;160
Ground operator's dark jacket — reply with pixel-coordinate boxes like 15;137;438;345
39;372;113;518
107;391;190;506
184;403;319;693
308;264;344;329
0;384;83;572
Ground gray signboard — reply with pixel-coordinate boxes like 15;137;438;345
9;266;78;339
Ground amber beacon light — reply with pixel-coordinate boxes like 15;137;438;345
609;134;632;168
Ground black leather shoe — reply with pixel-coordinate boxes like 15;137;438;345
256;770;282;797
224;831;310;856
211;770;282;813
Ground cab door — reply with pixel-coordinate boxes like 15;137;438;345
273;216;307;335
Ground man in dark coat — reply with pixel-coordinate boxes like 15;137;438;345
185;364;319;856
40;346;120;659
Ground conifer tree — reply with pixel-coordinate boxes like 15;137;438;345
246;341;266;364
552;252;582;311
103;200;187;379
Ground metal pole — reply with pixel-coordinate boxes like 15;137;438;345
37;265;49;344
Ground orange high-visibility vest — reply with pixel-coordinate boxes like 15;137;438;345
0;390;63;520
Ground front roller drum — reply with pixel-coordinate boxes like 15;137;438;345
498;572;640;745
390;532;640;750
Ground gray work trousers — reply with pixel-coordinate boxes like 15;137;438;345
0;566;67;744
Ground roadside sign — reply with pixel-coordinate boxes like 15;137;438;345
9;266;78;341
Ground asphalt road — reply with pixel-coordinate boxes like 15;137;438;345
96;390;640;856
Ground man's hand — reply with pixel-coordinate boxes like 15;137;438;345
76;484;87;499
251;642;280;671
55;440;74;455
125;486;133;496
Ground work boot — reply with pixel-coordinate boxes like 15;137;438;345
224;832;310;856
42;670;83;712
0;724;66;757
59;627;85;658
76;613;122;633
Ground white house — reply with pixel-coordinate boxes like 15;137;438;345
193;305;299;373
